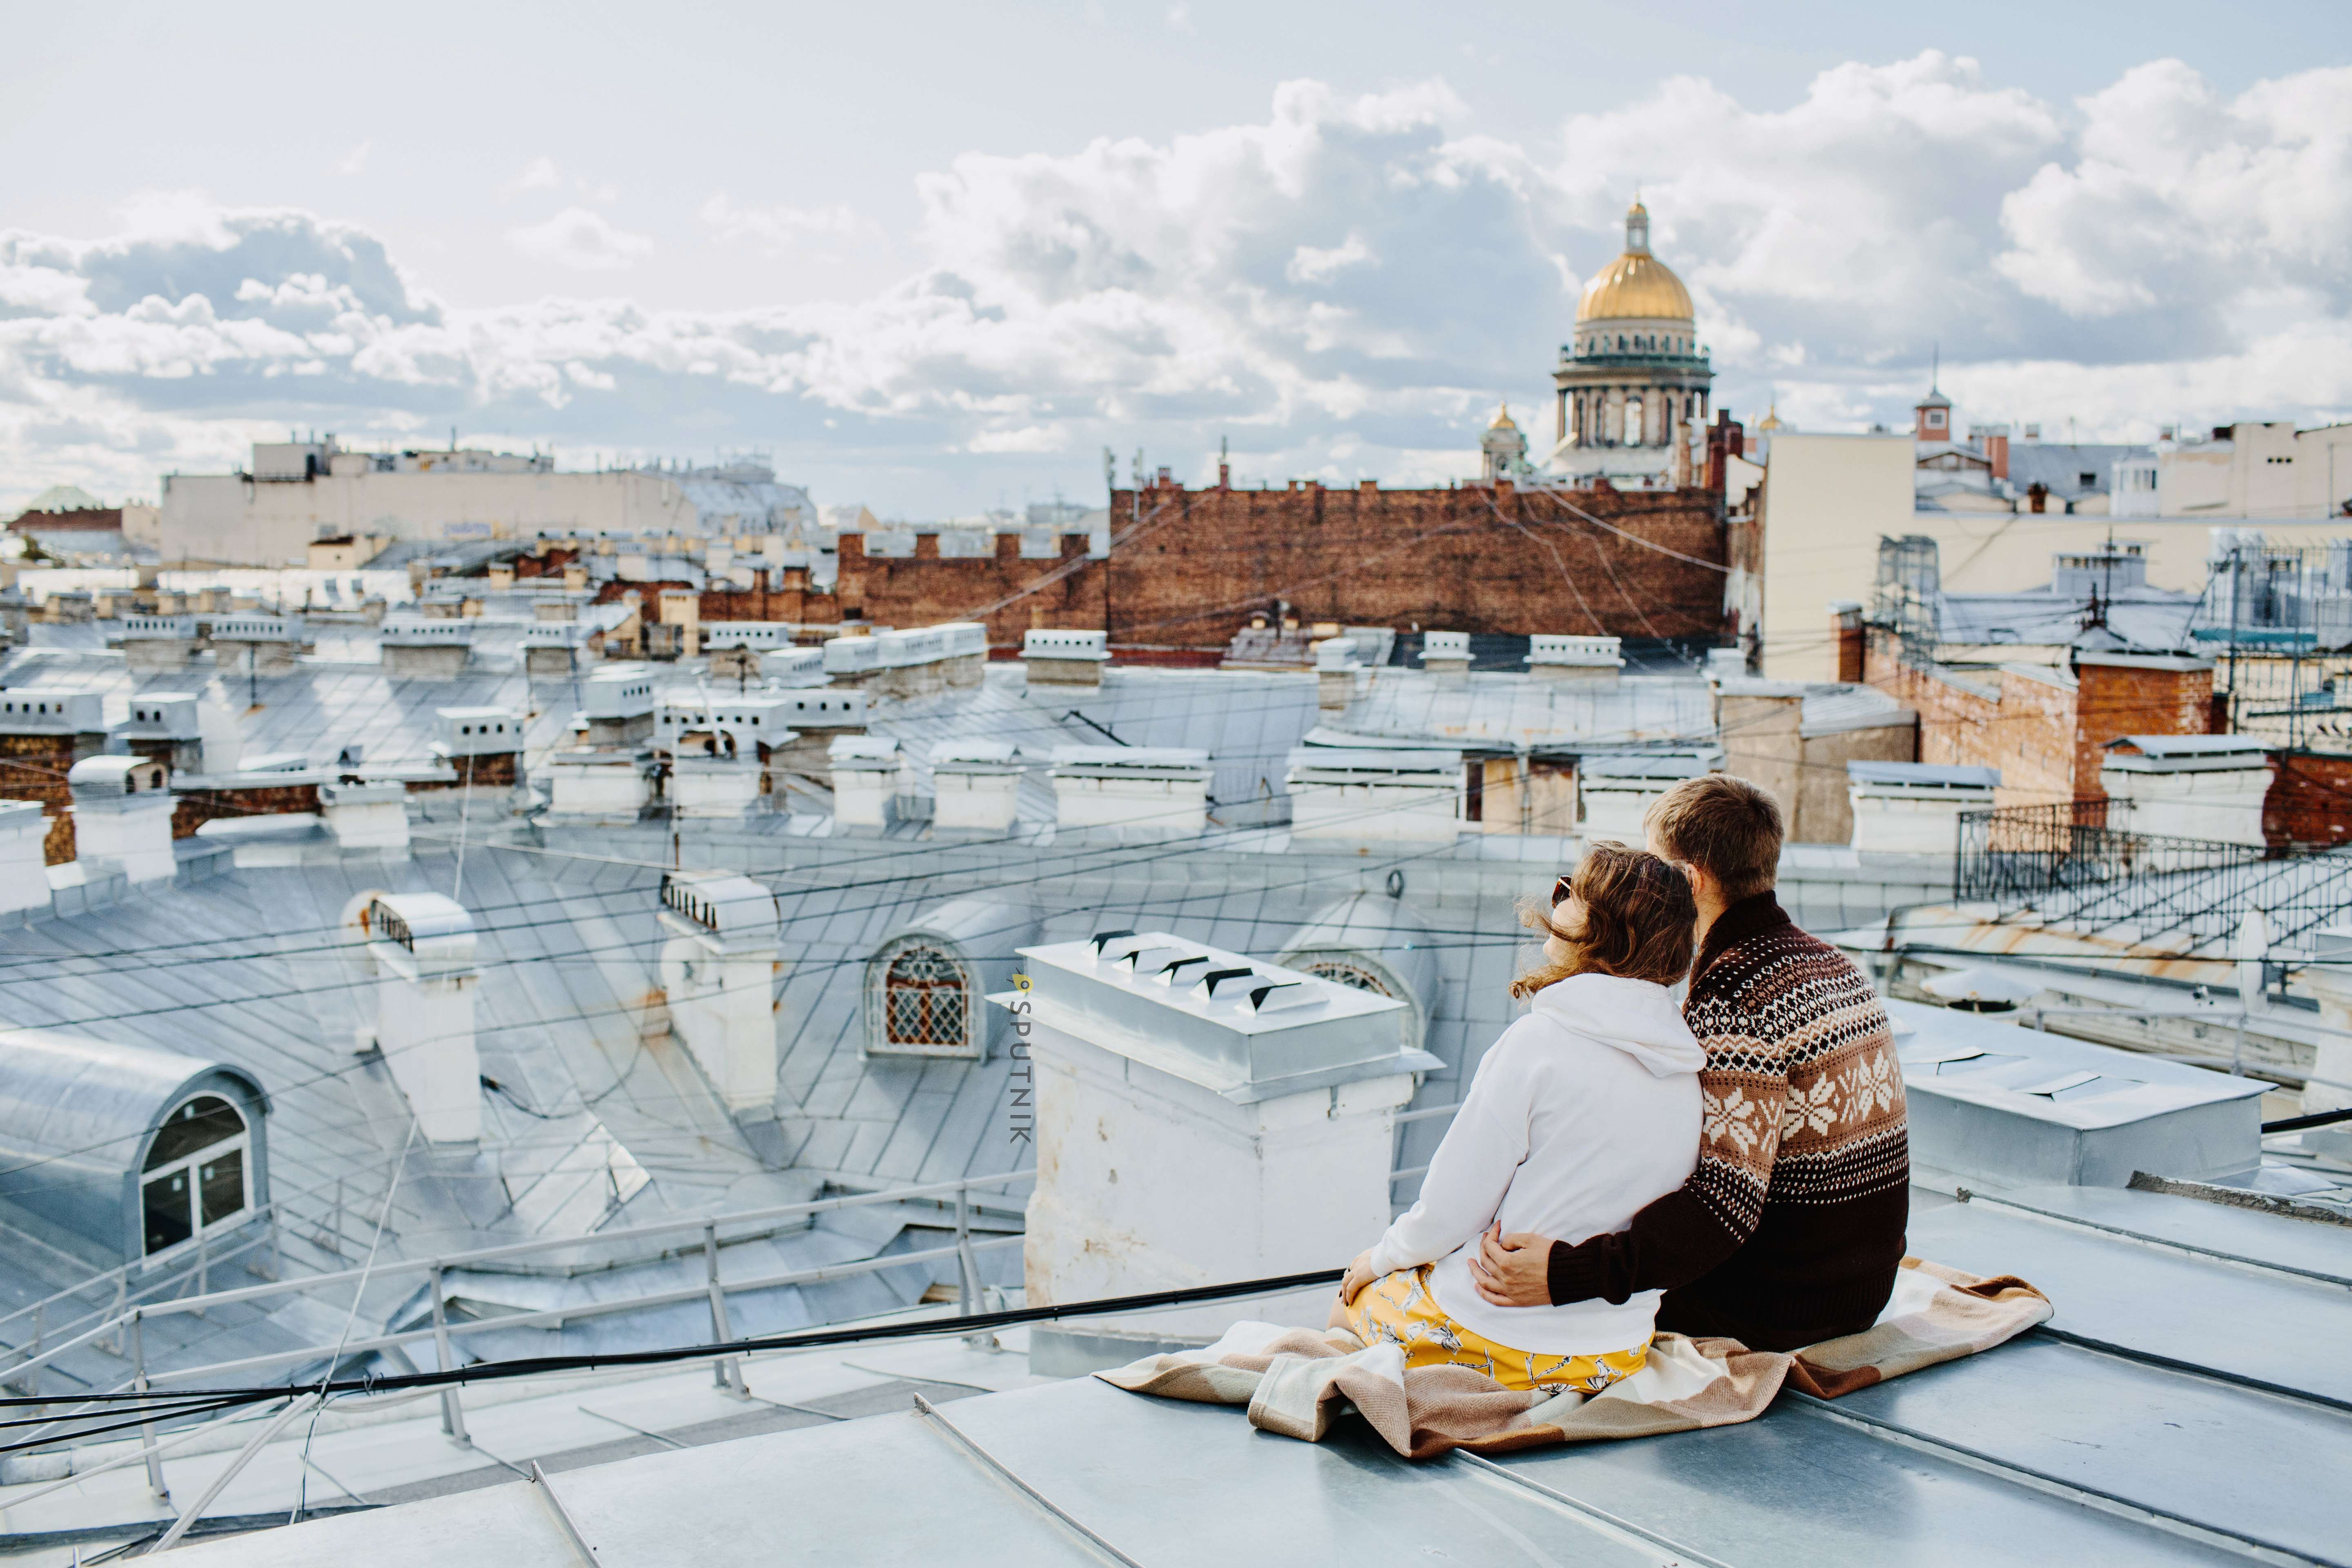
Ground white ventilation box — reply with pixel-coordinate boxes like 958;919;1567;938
931;739;1023;833
1848;762;1998;855
318;781;410;851
583;668;657;720
434;707;526;757
544;751;651;822
0;690;106;735
1285;747;1463;844
1048;745;1211;837
760;646;828;687
2099;735;2273;848
822;636;883;677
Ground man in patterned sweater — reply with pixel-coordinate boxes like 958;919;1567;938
1469;774;1910;1352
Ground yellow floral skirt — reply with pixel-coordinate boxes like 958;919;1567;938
1341;1265;1650;1394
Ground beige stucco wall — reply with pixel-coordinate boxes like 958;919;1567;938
158;469;708;566
1757;434;1916;681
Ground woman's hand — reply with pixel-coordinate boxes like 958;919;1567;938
1468;1223;1555;1307
1339;1250;1380;1305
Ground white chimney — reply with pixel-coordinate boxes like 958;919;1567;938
1416;630;1471;682
931;740;1023;834
656;871;782;1116
545;751;652;822
937;621;989;688
1001;931;1435;1330
829;735;907;830
346;891;481;1143
0;800;50;915
1048;746;1212;839
2099;736;2273;847
318;780;411;852
1579;754;1715;840
1846;762;1998;855
1312;636;1361;712
1525;633;1625;686
581;666;657;746
67;756;176;883
1284;746;1463;844
378;616;474;680
1022;628;1109;689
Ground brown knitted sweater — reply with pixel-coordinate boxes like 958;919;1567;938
1546;891;1910;1350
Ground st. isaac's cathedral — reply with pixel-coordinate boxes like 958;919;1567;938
1479;199;1714;485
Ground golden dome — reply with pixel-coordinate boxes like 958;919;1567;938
1488;400;1518;432
1757;402;1784;432
1575;199;1693;324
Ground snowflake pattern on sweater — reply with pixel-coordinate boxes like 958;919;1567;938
1682;909;1909;1240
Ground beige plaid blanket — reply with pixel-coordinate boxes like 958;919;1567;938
1096;1257;2049;1461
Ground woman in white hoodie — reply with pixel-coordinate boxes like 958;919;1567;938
1338;844;1704;1392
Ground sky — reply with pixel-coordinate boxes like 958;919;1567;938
2;0;2349;517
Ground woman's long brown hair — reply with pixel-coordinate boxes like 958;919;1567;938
1509;841;1697;998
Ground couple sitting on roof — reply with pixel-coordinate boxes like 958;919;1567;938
1337;775;1912;1391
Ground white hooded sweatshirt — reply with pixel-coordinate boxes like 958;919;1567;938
1362;971;1704;1355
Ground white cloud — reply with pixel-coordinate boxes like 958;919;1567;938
1166;4;1192;31
504;157;564;197
507;208;653;272
2;56;2350;514
1285;232;1376;285
699;193;869;254
333;140;372;178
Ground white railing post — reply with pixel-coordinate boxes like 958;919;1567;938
430;1265;470;1445
704;1221;746;1396
131;1308;169;1505
954;1181;997;1351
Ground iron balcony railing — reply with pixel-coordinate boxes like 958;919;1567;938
1955;802;2352;956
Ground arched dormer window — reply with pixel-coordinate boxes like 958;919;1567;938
142;1095;251;1255
1299;958;1394;998
869;941;974;1056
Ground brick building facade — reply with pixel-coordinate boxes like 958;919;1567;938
807;478;1726;653
1864;628;2216;808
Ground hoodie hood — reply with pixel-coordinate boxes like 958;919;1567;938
1528;972;1704;1078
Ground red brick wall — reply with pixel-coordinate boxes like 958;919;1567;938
172;782;322;837
2072;660;2214;803
839;480;1726;652
2265;751;2352;849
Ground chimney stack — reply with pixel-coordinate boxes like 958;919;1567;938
67;756;176;883
1003;930;1433;1333
656;871;782;1117
347;892;481;1143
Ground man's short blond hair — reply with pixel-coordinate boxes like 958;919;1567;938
1643;774;1783;901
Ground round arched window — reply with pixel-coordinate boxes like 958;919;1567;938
883;945;969;1051
1300;959;1394;998
142;1095;250;1256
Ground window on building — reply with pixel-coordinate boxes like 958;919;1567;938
2079;472;2098;488
1300;959;1394;998
879;944;970;1051
142;1095;250;1256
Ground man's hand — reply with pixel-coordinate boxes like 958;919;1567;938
1339;1250;1380;1305
1468;1223;1555;1307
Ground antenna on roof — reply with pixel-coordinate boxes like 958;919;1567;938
1930;342;1939;393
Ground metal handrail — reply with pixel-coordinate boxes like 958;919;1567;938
139;1234;1028;1388
0;1170;1033;1389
